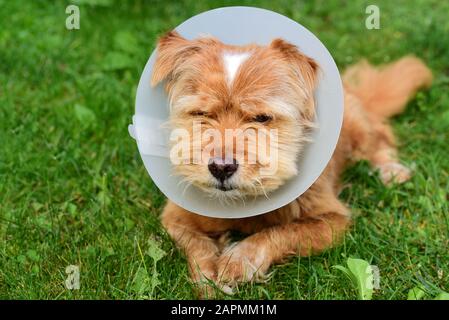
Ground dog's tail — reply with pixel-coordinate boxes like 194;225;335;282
343;56;432;118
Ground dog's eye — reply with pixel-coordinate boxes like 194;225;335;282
253;114;272;123
189;111;208;117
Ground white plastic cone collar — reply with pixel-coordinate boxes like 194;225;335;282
130;6;343;218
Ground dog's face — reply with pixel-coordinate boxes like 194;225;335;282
151;31;319;200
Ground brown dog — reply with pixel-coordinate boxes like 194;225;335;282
150;31;432;296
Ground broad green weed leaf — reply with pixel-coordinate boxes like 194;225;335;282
346;258;373;300
146;238;166;298
434;292;449;300
26;249;40;262
334;258;374;300
74;104;96;125
146;237;166;263
16;255;27;264
407;286;426;300
332;265;354;282
131;237;166;298
131;266;151;296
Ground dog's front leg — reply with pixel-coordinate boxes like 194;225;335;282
161;201;224;297
217;206;350;286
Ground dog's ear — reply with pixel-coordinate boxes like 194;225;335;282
151;31;201;87
269;38;319;91
270;38;319;119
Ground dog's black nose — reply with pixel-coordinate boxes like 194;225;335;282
208;158;238;182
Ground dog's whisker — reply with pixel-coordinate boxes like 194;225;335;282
254;178;269;199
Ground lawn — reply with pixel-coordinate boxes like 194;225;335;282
0;0;448;299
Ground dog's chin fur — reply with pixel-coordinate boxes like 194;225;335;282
152;31;319;199
207;188;246;205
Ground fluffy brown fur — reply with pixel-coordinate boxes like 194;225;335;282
150;31;432;297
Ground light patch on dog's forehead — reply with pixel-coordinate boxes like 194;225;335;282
222;51;251;85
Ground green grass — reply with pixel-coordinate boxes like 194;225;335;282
1;0;448;300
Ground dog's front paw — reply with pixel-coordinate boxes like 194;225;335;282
216;239;271;287
377;162;412;184
188;258;218;298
